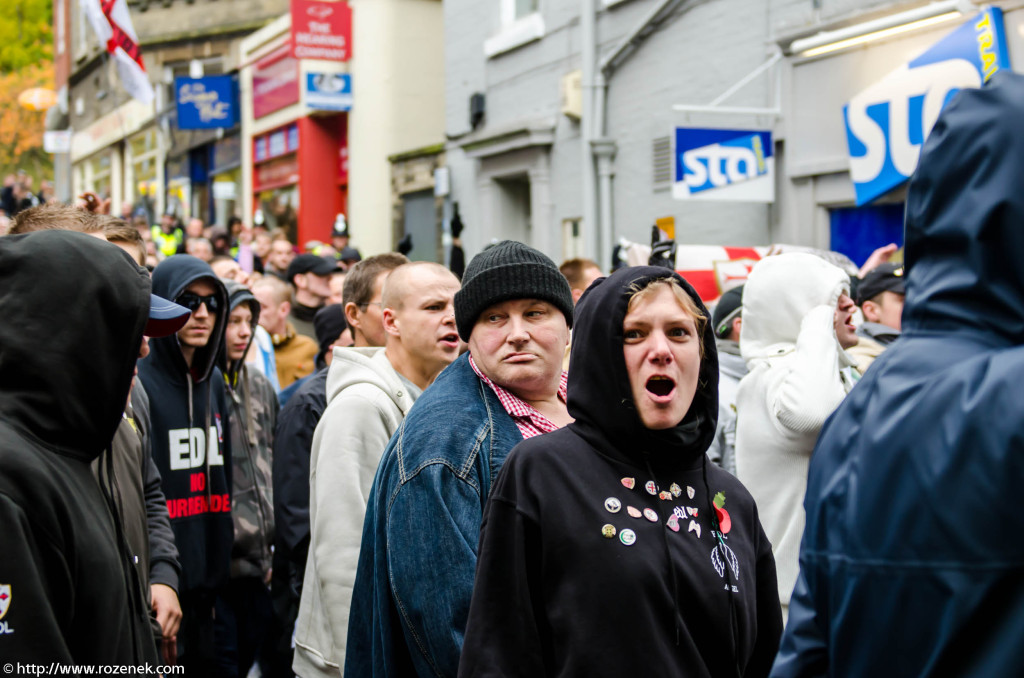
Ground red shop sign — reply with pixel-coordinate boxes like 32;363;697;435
291;0;352;61
253;47;299;119
254;154;300;192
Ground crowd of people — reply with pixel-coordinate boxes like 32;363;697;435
2;72;1023;677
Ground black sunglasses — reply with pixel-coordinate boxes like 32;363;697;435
177;292;220;313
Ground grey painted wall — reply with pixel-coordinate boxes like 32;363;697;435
443;0;1008;264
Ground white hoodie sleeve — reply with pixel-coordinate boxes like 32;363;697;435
305;386;398;666
767;304;850;436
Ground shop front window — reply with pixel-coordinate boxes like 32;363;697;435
129;128;159;222
212;168;241;230
258;185;299;243
89;152;112;201
165;157;190;222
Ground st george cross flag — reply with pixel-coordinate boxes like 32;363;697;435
82;0;154;105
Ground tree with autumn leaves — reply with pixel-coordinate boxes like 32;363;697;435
0;0;54;179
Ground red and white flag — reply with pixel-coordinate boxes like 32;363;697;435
82;0;154;105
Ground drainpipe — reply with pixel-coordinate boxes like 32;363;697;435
581;0;598;261
592;0;687;265
592;137;616;259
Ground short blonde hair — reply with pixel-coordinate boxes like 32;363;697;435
252;275;292;306
626;277;707;359
8;203;103;235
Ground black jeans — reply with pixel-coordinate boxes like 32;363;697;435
219;576;279;677
178;587;237;677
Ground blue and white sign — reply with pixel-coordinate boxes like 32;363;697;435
175;76;238;130
844;8;1009;206
673;128;774;202
305;72;352;111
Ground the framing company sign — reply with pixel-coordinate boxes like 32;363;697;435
291;0;352;61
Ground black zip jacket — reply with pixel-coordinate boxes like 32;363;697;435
0;231;155;663
270;366;328;621
137;255;233;595
460;266;782;677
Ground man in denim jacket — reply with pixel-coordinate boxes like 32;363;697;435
345;241;575;677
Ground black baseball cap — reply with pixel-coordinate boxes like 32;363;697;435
856;263;906;305
287;254;342;281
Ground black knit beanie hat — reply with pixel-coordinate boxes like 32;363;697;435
454;240;574;341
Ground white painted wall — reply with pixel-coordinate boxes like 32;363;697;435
348;0;445;255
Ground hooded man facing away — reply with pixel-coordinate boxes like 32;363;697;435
137;254;234;673
773;71;1024;678
734;253;858;622
0;230;156;663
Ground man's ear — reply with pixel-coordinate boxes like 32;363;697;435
861;300;879;323
344;301;361;331
291;274;305;290
571;288;584;305
280;300;291;318
383;307;400;337
731;316;742;339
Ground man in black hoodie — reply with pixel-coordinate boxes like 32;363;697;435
137;254;234;675
0;230;157;664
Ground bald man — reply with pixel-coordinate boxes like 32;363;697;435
293;262;461;677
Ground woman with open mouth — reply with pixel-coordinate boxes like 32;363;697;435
459;266;782;677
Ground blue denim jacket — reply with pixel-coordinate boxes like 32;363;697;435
344;352;523;678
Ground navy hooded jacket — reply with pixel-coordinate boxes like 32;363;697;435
772;71;1024;677
137;255;233;595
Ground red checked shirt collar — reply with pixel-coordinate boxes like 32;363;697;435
469;353;568;440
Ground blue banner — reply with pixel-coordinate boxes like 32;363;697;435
844;8;1009;206
306;73;352;112
673;128;774;202
175;76;239;130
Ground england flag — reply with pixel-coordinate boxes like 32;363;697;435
82;0;154;105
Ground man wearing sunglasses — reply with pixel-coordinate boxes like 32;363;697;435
137;254;234;675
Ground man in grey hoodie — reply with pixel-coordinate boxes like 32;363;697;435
294;262;461;676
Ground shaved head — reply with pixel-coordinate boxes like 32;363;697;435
382;262;458;311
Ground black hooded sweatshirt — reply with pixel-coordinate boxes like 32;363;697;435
460;266;782;677
0;231;155;663
137;255;233;595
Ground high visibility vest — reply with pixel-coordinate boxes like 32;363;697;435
151;225;183;258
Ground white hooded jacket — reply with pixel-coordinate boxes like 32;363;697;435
293;347;421;677
734;253;855;615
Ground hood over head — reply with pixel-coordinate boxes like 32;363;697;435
740;252;849;361
220;278;260;383
903;70;1024;343
0;230;150;461
147;254;228;383
568;266;718;470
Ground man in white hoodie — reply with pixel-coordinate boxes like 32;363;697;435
734;252;858;623
293;261;461;676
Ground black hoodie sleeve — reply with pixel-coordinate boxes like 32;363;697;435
272;378;324;567
747;509;784;678
459;456;549;677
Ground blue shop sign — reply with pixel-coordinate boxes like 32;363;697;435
175;75;239;130
844;8;1009;206
673;128;774;202
306;72;352;111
